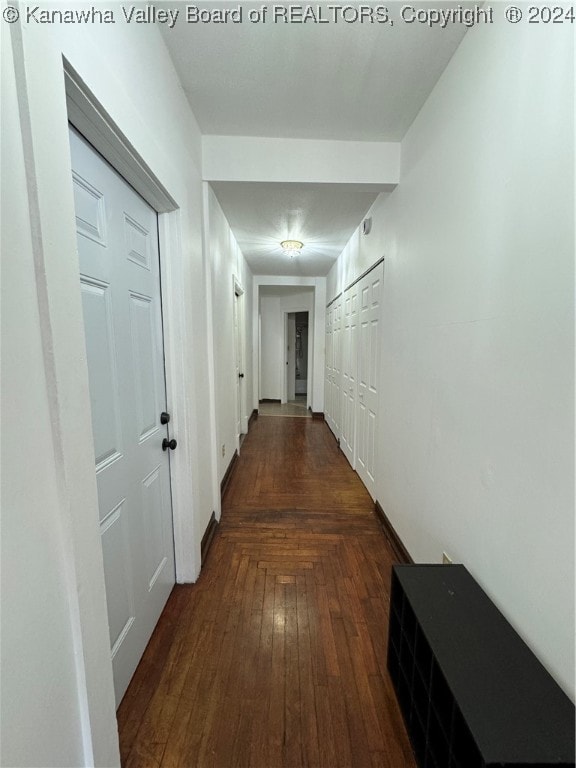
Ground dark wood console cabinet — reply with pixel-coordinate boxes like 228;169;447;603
387;564;575;768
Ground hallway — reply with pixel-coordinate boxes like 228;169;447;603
4;7;575;765
117;416;416;768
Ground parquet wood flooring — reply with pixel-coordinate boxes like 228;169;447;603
117;416;416;768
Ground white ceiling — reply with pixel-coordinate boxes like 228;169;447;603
161;8;468;142
211;181;386;275
161;8;470;276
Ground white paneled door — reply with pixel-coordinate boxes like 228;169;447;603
341;285;358;467
332;296;342;439
69;128;175;706
325;296;343;442
325;304;334;433
355;263;383;499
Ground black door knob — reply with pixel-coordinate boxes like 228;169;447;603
160;411;170;424
238;373;244;378
162;438;177;451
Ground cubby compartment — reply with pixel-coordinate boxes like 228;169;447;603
387;642;400;687
414;625;432;686
402;598;417;648
410;709;427;767
396;666;412;722
427;707;450;768
411;664;428;726
387;565;575;768
388;607;401;656
430;661;452;738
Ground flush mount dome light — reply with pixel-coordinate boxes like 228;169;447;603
281;239;304;256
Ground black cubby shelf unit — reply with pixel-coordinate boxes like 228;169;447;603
387;564;575;768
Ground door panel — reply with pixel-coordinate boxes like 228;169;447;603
325;297;343;441
80;277;122;470
356;263;383;498
70;127;175;706
333;298;342;438
72;171;107;246
125;213;151;269
142;466;167;588
101;501;134;652
325;306;334;433
341;287;358;467
129;292;159;440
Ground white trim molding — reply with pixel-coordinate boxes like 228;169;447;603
64;60;177;214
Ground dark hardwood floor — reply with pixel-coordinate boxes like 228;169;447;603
117;417;416;768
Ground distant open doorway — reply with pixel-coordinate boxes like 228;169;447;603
257;284;315;412
286;311;309;405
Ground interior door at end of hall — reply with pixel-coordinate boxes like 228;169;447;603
356;263;383;499
69;127;176;706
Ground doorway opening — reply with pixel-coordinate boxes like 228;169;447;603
257;284;315;413
286;311;309;413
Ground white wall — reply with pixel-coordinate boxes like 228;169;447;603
2;18;220;767
327;21;574;699
259;295;283;399
1;28;96;768
206;186;253;483
203;135;400;184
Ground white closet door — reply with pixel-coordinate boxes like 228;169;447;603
356;263;383;499
70;127;176;706
325;306;334;433
332;296;343;441
341;285;358;467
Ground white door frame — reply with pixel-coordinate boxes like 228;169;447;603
252;278;324;416
355;261;384;500
70;126;176;705
301;311;312;406
64;61;201;586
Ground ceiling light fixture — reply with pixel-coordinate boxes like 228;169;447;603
280;239;304;257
